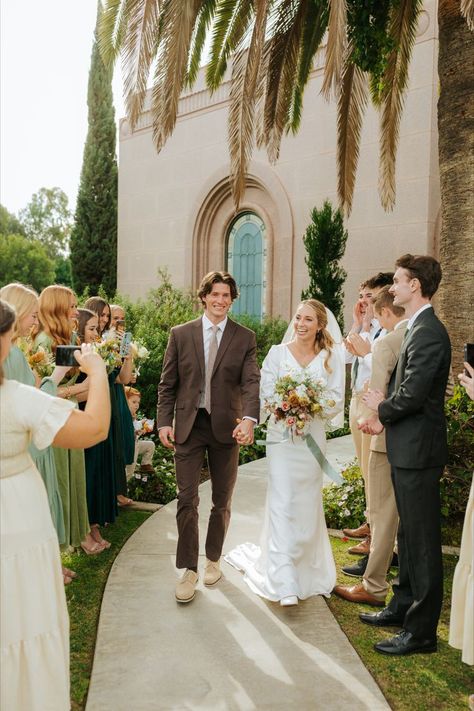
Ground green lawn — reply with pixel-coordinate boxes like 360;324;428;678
62;509;152;710
327;537;473;711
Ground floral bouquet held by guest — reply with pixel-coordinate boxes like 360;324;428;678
93;336;123;373
18;340;55;379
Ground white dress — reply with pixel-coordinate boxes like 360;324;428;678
1;379;75;711
225;344;344;601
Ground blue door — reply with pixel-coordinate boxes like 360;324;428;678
227;212;266;319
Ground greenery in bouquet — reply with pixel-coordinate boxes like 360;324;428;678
264;372;336;437
18;338;55;378
93;336;122;373
322;462;366;530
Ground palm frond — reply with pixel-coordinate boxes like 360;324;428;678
461;0;474;30
99;0;135;68
228;0;270;205
337;50;368;215
263;0;308;163
321;0;347;100
206;0;253;91
151;0;202;152
186;0;218;87
122;0;163;129
378;0;422;211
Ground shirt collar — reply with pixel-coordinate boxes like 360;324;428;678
202;313;227;332
407;303;432;330
394;319;409;331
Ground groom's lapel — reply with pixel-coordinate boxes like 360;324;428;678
191;318;205;379
212;319;237;375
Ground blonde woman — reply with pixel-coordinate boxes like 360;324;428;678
32;285;103;554
226;300;345;605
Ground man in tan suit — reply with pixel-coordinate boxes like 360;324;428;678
157;271;260;603
334;286;407;604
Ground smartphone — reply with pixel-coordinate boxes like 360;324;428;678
464;343;474;376
55;345;79;367
119;331;132;357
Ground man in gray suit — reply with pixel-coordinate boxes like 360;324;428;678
359;254;451;656
157;271;260;603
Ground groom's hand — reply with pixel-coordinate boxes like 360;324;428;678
158;426;175;450
232;418;255;446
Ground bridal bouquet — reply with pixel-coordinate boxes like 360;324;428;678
18;339;55;378
264;372;336;438
93;336;123;373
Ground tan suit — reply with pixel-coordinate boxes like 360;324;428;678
360;322;407;599
157;317;260;569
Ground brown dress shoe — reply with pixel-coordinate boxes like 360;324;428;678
348;536;371;555
139;464;155;473
342;522;370;539
333;584;385;606
175;569;199;603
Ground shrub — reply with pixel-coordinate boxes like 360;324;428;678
127;438;177;505
441;385;474;522
234;314;288;366
322;462;366;529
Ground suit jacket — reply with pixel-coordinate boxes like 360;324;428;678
378;308;451;469
361;322;407;454
157;317;260;444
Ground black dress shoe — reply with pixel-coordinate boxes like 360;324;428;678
342;555;368;578
374;629;437;656
359;608;405;627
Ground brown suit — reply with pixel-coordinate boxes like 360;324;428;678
360;322;407;599
157;316;260;569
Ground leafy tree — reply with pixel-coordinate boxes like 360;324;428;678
70;2;118;295
301;201;348;331
0;204;25;237
54;255;73;287
0;233;55;291
19;187;72;259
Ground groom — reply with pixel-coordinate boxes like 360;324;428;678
360;254;451;656
157;271;260;603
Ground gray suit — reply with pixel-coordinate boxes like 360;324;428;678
379;307;451;639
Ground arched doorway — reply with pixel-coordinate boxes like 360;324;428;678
227;212;266;319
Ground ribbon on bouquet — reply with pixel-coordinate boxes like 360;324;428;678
256;434;343;485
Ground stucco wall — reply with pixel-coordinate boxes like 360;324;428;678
117;1;439;328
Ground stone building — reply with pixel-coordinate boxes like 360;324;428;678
117;1;439;327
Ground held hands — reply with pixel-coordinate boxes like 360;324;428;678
232;418;255;446
362;388;385;412
159;426;175;450
74;344;106;377
357;414;384;435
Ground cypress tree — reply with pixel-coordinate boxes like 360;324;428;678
301;201;348;331
70;2;117;294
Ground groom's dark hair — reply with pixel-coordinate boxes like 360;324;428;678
198;271;239;304
395;254;442;298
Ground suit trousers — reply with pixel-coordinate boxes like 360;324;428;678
349;394;371;521
387;464;444;640
362;450;398;599
174;409;240;570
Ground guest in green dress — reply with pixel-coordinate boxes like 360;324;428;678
0;282;79;583
85;297;135;506
33;285;104;555
76;309;116;548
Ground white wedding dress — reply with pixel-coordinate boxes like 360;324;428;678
225;343;344;601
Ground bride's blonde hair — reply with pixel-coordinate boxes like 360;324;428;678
0;283;38;341
299;299;334;373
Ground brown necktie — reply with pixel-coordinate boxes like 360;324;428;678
204;325;219;413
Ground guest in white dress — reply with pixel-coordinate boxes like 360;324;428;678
226;300;345;606
0;299;111;711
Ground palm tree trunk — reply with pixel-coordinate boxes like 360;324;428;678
437;0;474;373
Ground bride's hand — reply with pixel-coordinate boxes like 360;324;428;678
232;418;255;445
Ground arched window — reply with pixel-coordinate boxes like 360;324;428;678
227;212;266;320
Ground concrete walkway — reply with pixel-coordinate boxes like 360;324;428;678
86;437;390;710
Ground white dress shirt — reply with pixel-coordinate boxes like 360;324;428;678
406;303;432;330
199;314;227;408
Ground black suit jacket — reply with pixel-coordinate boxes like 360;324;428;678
378;307;451;469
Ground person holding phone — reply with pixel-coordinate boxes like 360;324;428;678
110;304;126;334
32;286;101;555
0;297;111;711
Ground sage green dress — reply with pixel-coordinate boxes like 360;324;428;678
32;332;90;549
4;345;66;545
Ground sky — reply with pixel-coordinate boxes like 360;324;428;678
0;0;126;217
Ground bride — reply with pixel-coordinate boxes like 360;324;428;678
225;299;345;606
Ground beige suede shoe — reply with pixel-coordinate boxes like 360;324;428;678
175;569;199;603
204;559;222;586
